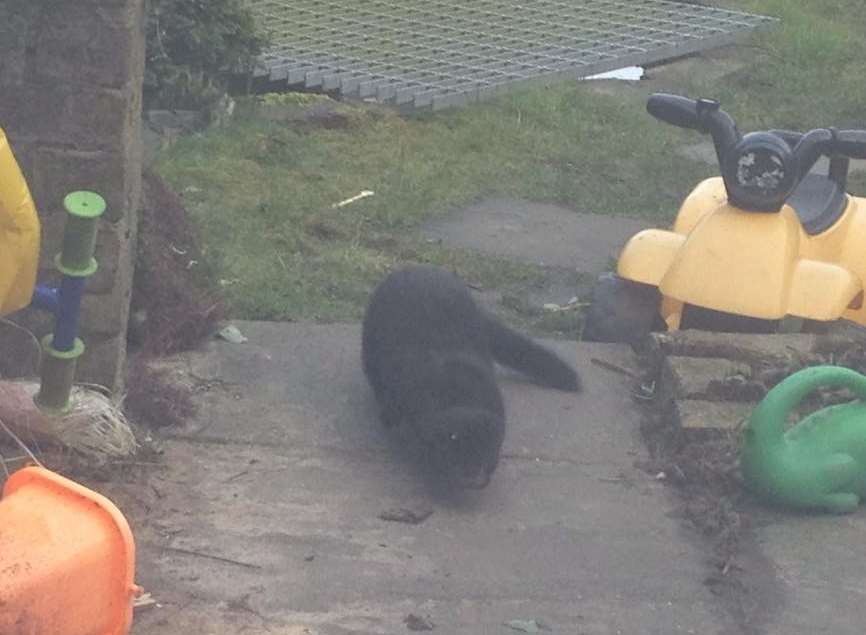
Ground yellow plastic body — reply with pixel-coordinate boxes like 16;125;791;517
618;176;866;329
0;126;40;316
0;466;138;635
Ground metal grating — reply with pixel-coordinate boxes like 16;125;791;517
247;0;776;111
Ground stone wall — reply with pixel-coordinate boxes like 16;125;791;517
0;0;145;389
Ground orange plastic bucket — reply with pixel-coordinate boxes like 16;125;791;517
0;466;138;635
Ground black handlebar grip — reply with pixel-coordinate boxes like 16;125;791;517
646;93;702;130
836;130;866;159
768;129;804;149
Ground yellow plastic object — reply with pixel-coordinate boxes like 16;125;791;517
618;176;866;328
0;466;138;635
0;126;41;316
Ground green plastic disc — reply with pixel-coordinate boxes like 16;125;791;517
54;252;98;277
64;191;106;219
41;334;86;360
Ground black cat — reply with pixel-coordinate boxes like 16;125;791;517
361;265;580;489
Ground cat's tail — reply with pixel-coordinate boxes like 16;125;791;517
482;312;580;392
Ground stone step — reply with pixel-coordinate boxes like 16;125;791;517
673;399;753;436
649;328;866;437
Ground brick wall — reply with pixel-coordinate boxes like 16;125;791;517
0;0;146;389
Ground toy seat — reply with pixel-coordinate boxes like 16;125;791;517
788;173;847;235
0;126;40;315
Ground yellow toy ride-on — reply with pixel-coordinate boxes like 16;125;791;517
583;93;866;344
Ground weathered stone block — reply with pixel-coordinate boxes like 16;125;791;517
31;147;131;222
0;82;69;142
661;356;752;401
82;244;134;338
63;86;135;151
31;4;141;89
673;399;753;437
0;40;27;87
652;331;821;367
77;331;128;391
94;217;136;296
80;286;132;338
0;1;40;85
0;82;135;153
0;137;36;182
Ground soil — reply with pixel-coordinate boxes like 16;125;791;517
125;170;227;429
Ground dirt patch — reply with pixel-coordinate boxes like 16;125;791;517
635;357;769;631
639;396;785;634
124;357;197;429
126;171;226;428
132;170;225;356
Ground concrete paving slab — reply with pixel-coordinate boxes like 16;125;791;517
119;322;738;635
422;198;650;274
751;507;866;635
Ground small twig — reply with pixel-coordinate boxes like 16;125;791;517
597;476;626;483
160;545;262;570
590;357;637;378
224;469;250;483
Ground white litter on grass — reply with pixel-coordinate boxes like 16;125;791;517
217;324;248;343
332;190;375;208
585;66;645;81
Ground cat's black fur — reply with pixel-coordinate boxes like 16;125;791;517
361;265;580;489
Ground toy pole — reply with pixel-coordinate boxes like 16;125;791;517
35;192;104;412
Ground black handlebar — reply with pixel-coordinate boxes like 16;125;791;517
647;93;740;167
836;130;866;159
771;129;866;159
649;93;866;165
768;129;804;148
646;94;704;130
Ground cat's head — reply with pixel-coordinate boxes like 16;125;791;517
417;406;504;489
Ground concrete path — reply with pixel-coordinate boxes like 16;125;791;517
120;322;739;635
752;506;866;635
422;197;649;274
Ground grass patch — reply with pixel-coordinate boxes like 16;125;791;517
155;0;866;322
156;89;704;321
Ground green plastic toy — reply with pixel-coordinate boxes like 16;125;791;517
741;365;866;513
